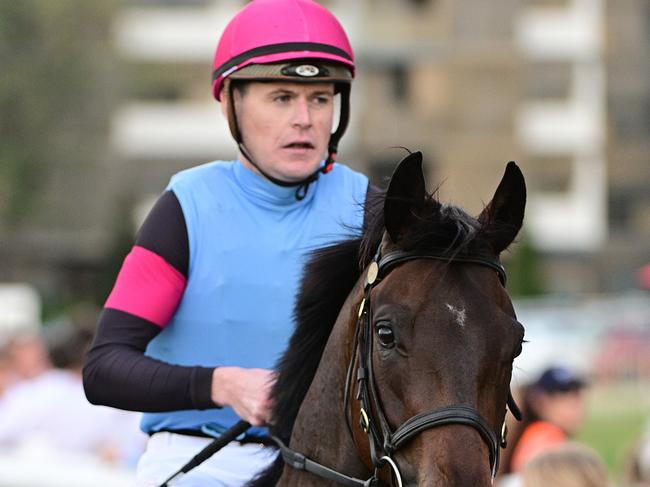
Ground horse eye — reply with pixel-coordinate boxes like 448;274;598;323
376;325;395;348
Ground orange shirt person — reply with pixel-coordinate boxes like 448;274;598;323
511;366;588;472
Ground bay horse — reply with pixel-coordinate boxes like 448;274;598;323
251;152;526;486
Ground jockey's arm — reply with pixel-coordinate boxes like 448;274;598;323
82;191;273;423
83;191;213;412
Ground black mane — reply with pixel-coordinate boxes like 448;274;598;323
248;187;495;486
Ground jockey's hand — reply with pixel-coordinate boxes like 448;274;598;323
211;367;276;426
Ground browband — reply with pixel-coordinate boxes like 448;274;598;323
377;249;507;286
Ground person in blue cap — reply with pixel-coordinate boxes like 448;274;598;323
509;365;588;472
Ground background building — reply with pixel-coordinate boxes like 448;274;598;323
2;0;647;305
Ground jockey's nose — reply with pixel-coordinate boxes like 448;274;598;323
291;97;312;129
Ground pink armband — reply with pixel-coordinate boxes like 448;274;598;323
105;246;187;327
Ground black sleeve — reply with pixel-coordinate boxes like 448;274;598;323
82;191;215;412
136;190;189;277
83;309;215;412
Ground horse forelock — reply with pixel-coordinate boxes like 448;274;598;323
361;190;493;262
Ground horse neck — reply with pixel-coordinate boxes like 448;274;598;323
284;278;370;480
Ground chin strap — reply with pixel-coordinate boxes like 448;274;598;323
228;81;349;201
238;142;335;201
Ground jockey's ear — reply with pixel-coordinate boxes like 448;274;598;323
384;151;433;243
478;161;526;255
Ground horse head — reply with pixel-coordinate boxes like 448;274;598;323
349;151;526;486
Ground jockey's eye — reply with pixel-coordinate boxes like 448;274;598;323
376;324;395;348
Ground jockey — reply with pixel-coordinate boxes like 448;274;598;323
82;1;371;485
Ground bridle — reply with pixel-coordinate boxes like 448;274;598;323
275;245;522;486
344;246;513;484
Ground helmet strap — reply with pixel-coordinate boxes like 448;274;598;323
323;82;350;174
237;142;321;200
227;80;350;201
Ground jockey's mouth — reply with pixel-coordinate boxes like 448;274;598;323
283;141;315;150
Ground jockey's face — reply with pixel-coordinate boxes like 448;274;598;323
225;81;335;182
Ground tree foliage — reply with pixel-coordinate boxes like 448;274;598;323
0;0;117;225
506;233;546;297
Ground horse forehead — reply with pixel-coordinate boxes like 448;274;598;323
378;261;515;327
381;260;499;303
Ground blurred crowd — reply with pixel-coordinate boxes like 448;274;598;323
0;307;146;472
497;366;650;487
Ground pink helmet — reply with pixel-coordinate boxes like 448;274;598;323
211;0;355;100
212;0;356;197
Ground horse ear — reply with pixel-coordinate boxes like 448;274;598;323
384;151;428;243
478;161;526;254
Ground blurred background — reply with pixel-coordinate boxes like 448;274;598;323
0;0;648;485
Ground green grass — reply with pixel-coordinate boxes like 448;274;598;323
576;382;649;481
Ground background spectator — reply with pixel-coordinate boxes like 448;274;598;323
506;366;589;474
1;331;51;388
624;419;650;486
0;317;145;467
521;442;609;487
